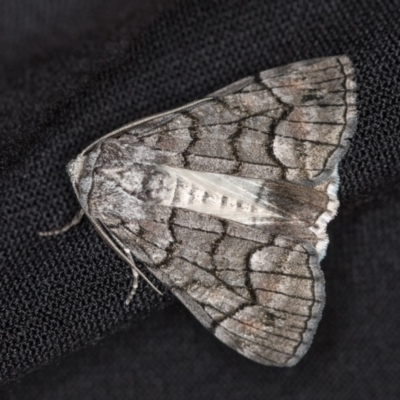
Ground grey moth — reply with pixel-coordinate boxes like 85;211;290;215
59;56;357;367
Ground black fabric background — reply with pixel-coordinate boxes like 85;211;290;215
1;0;400;398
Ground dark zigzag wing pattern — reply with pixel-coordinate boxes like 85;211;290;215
69;56;357;366
100;207;324;367
120;55;356;184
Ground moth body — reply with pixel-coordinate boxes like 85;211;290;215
66;56;357;367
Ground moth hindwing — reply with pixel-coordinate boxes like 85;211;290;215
68;56;357;367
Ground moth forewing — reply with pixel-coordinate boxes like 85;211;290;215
66;56;356;367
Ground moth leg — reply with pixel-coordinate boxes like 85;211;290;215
124;249;139;305
92;218;164;298
38;209;85;237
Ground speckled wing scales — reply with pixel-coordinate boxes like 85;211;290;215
69;56;357;367
121;55;355;184
151;210;324;367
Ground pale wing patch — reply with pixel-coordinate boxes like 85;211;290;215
157;165;284;224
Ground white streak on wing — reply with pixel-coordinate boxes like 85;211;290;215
158;165;284;224
309;166;340;261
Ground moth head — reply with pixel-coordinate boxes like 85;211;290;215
67;154;86;183
66;151;101;214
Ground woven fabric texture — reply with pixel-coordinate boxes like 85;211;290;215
0;0;399;395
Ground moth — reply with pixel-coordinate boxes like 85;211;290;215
43;56;357;367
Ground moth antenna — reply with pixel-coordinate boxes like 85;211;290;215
124;250;140;305
122;249;163;300
38;209;85;237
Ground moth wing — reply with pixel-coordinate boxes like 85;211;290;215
104;55;356;185
99;208;324;367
